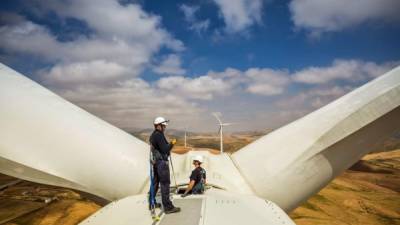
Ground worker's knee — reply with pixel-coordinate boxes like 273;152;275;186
156;161;170;183
160;181;170;187
159;174;170;184
156;161;169;172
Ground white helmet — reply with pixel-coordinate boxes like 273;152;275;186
154;116;169;126
192;155;203;163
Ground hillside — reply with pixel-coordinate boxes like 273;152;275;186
130;129;267;153
290;150;400;225
0;178;100;225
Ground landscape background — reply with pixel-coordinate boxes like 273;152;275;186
1;130;399;225
1;0;399;224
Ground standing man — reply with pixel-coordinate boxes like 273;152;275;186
149;117;181;214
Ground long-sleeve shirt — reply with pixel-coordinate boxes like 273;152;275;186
150;130;173;161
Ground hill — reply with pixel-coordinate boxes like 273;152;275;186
290;149;400;225
130;129;268;153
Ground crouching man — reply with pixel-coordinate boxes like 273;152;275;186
181;155;206;197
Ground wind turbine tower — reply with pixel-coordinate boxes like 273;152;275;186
212;112;232;154
183;126;189;148
184;130;187;148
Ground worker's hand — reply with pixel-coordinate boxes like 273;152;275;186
181;193;189;198
171;139;177;145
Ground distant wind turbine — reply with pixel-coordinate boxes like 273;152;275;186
184;130;187;148
212;112;233;154
183;126;189;148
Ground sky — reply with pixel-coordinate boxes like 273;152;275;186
0;0;400;132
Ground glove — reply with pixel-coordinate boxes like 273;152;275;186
171;139;177;145
181;193;189;198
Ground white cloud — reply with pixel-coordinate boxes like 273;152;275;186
41;60;129;86
157;75;231;100
213;0;263;33
206;68;245;87
0;21;62;60
273;59;399;124
205;67;290;96
56;78;203;130
0;1;193;131
180;4;198;22
56;59;398;131
245;68;290;96
273;85;353;126
191;20;210;34
292;59;399;84
36;0;185;51
208;67;243;79
153;54;186;76
290;0;400;34
306;86;353;108
180;4;210;34
0;0;184;79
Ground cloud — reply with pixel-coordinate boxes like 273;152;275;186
180;4;198;22
41;60;129;86
0;1;192;131
205;67;290;96
157;75;231;100
289;0;400;34
273;59;399;125
180;4;210;34
0;20;63;60
270;84;354;127
0;0;184;75
275;85;354;115
292;59;399;84
216;59;399;129
153;54;186;76
35;0;184;51
56;78;203;131
245;68;290;96
213;0;263;33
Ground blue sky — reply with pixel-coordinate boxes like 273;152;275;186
1;0;400;131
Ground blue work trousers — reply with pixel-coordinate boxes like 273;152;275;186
154;160;173;209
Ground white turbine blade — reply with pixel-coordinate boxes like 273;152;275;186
0;63;149;201
212;112;222;124
79;189;295;225
232;65;400;212
222;122;234;126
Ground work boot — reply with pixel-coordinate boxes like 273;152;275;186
164;206;181;214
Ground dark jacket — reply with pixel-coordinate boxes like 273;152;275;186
190;167;206;194
150;130;173;161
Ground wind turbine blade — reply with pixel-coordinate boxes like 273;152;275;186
0;63;149;201
222;123;234;126
212;112;222;124
232;66;400;212
218;125;221;134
